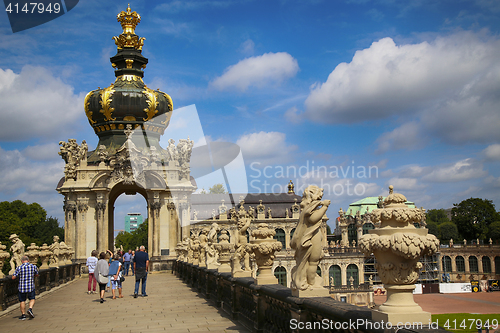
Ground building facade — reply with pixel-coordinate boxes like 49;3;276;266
125;213;143;233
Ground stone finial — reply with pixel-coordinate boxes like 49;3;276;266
215;230;234;273
38;244;51;269
248;224;282;285
287;180;295;194
26;243;40;265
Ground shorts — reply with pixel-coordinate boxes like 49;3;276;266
111;279;122;289
18;290;36;302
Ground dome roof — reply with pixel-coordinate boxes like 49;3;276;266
84;5;173;162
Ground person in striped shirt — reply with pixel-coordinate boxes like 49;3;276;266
12;255;39;320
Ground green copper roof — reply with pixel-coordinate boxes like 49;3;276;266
345;196;416;217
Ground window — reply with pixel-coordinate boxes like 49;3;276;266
456;256;465;272
316;266;322;277
290;228;295;240
329;265;341;287
274;228;285;250
495;257;500;275
348;224;357;244
362;223;374;235
442;256;452;273
469;256;478;273
274;266;287;286
346;264;358;286
482;257;491;274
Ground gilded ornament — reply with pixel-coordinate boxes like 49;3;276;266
142;86;159;121
117;4;141;35
125;59;134;69
116;75;143;82
160;92;174;125
84;90;97;124
99;85;116;121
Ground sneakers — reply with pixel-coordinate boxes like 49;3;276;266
142;294;148;297
19;314;26;320
87;291;91;295
133;293;138;298
27;308;34;319
100;298;104;303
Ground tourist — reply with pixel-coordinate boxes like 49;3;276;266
86;250;98;294
12;255;39;320
123;250;132;276
94;252;109;303
133;245;149;298
130;250;135;275
109;253;124;299
105;249;113;292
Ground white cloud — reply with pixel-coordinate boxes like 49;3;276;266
210;52;299;91
422;158;487;182
0;66;85;141
236;131;297;165
303;32;500;147
386;177;425;191
239;39;255;55
483;144;500;161
284;106;302;124
376;122;425;153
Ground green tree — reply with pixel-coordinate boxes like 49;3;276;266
326;224;332;235
115;218;148;251
426;209;450;224
451;198;500;241
489;221;500;243
208;184;226;194
426;221;440;239
438;221;459;242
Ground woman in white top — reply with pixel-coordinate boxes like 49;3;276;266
86;250;98;294
94;252;109;303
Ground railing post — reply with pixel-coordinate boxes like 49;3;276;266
0;278;5;311
254;289;265;332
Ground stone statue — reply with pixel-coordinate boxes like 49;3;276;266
351;240;356;248
9;234;25;275
166;138;178;162
489;238;493;245
267;207;272;219
206;223;220;269
212;209;216;220
476;238;480;246
193;210;198;220
49;235;61;267
0;242;10;278
248;206;254;218
449;238;454;247
349;275;354;287
231;210;252;277
198;228;208;267
291;185;330;296
463;239;467;246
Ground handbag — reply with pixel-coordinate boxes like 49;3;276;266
98;273;109;284
120;275;125;283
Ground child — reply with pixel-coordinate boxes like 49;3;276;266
108;253;123;299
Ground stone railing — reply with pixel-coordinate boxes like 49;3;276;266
0;263;81;311
173;261;447;333
326;247;362;255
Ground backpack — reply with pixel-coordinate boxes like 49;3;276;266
108;260;120;276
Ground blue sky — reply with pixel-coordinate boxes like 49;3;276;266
1;0;499;232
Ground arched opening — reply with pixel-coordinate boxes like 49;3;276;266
317;266;322;277
274;228;285;250
469;256;478;273
442;256;452;272
482;256;491;274
329;265;341;287
274;266;287;286
108;183;149;252
495;256;500;275
113;193;148;252
346;264;359;286
456;256;465;272
290;228;296;241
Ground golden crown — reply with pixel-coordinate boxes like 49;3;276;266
117;4;141;35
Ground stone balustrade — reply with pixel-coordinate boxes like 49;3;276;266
0;263;81;311
173;260;447;333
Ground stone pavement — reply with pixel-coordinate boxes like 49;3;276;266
0;272;250;333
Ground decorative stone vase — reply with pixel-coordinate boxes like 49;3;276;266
0;242;10;278
359;186;439;324
191;239;201;266
66;246;74;265
26;243;40;265
215;230;234;273
248;224;282;285
38;244;51;270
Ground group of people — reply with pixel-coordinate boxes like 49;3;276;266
86;246;149;303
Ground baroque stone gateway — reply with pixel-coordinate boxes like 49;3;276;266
56;5;195;268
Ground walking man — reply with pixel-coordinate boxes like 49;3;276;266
12;255;39;320
123;250;132;276
133;246;149;298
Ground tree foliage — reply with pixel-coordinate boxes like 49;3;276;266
208;184;226;194
115;218;148;251
426;209;450;224
0;200;64;247
426;221;440;239
489;221;500;243
438;222;459;242
451;198;500;241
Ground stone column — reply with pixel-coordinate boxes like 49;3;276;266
76;199;89;260
451;255;457;273
341;263;347;286
95;192;107;253
63;199;76;250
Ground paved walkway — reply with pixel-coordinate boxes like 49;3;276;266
0;272;250;333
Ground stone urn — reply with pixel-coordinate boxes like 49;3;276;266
66;246;74;265
248;224;282;285
191;239;201;266
38;244;51;270
0;242;10;278
214;230;234;273
359;186;439;324
26;243;40;265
